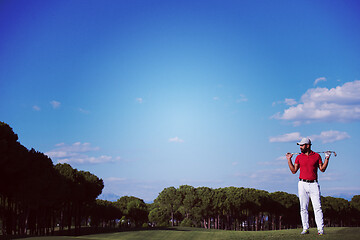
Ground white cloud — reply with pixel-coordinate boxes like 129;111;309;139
269;132;302;143
318;172;340;182
236;94;248;103
284;98;297;106
32;105;41;111
79;108;90;114
136;98;143;103
258;156;286;166
314;77;327;85
57;155;113;164
246;168;292;185
276;155;287;161
169;137;184;143
45;142;118;164
273;80;360;124
46;151;70;158
66;142;100;152
106;177;127;182
213;96;219;101
270;130;349;144
272;99;297;107
309;130;350;143
50;100;61;109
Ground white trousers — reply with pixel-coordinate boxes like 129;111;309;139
298;181;324;231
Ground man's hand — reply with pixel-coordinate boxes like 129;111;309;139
320;151;331;172
287;153;299;174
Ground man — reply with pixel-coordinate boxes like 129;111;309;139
286;138;330;235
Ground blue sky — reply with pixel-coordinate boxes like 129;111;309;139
1;0;360;202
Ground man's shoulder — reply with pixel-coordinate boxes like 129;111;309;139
310;151;321;157
295;154;304;162
296;153;306;158
296;151;320;159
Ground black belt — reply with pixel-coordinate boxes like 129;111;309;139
299;178;317;183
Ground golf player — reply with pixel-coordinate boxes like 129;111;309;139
286;138;331;235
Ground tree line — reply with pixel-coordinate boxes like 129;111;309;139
0;122;104;236
150;186;360;230
1;121;360;237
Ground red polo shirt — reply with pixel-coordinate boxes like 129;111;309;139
295;151;323;181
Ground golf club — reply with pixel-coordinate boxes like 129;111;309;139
287;151;337;157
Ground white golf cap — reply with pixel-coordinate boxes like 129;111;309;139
297;137;311;145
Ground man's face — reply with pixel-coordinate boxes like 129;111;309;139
300;144;311;153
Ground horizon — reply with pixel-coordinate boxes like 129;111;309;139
1;0;360;203
97;187;356;203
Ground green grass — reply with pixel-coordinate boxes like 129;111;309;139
25;227;360;240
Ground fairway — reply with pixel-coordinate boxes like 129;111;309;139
25;227;360;240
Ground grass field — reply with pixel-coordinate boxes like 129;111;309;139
24;227;360;240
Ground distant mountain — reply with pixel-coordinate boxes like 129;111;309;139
97;193;154;203
97;192;120;202
329;193;355;201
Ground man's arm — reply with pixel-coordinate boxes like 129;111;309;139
319;153;330;172
287;153;299;174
